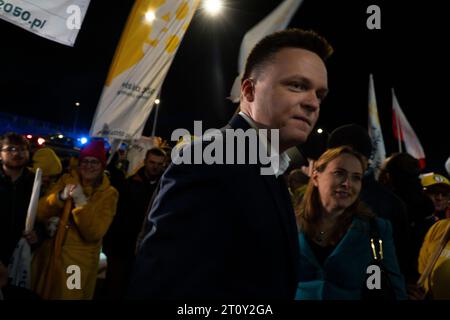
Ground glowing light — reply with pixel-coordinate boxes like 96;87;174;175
58;134;64;139
75;102;80;107
155;98;161;105
80;137;88;145
26;134;32;139
37;138;45;145
203;0;223;16
317;128;323;134
145;11;156;22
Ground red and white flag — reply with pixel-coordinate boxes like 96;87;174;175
392;89;426;169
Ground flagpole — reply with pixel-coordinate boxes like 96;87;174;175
151;99;160;137
392;89;403;153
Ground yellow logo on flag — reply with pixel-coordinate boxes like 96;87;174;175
105;0;195;85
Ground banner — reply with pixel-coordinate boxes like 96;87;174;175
228;0;304;102
90;0;200;141
126;136;162;176
392;89;426;168
0;0;90;46
367;74;386;178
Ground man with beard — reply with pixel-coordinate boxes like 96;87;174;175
0;132;38;284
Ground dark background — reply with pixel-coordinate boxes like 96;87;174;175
1;0;448;173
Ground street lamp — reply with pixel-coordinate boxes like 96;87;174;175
203;0;224;16
145;11;156;23
151;98;161;137
73;102;80;134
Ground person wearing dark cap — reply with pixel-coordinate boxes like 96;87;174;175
327;124;411;286
31;140;118;299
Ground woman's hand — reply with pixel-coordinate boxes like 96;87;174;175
70;184;88;208
59;184;77;201
59;184;87;208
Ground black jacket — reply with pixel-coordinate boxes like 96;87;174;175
0;166;34;265
128;115;300;299
103;167;159;258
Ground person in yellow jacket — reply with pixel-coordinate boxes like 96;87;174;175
30;147;63;196
418;218;450;299
31;140;118;300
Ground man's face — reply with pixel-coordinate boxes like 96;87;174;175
246;48;328;151
0;141;30;170
426;186;450;212
145;154;165;178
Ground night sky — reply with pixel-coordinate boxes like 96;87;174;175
1;0;448;173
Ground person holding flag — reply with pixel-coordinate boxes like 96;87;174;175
0;132;41;299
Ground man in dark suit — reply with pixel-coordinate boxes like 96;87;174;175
128;29;333;299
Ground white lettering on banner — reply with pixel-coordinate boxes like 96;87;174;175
0;0;90;46
89;0;200;141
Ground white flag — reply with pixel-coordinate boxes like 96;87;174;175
0;0;90;46
126;136;163;176
90;0;200;141
368;74;386;177
228;0;304;102
392;89;425;167
25;168;42;233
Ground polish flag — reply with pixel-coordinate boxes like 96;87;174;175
392;89;426;169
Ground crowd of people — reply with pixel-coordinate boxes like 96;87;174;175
1;28;450;300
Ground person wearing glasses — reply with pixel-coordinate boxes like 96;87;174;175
0;132;40;298
31;140;118;300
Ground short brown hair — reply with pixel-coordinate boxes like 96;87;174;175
145;147;166;160
0;132;30;151
242;28;333;82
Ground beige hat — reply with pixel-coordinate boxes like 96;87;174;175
32;148;62;177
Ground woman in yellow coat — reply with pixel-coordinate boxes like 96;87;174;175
32;140;118;300
418;218;450;299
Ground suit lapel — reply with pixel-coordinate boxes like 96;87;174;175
227;114;300;279
261;172;301;278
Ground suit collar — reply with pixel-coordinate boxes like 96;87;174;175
227;113;253;131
